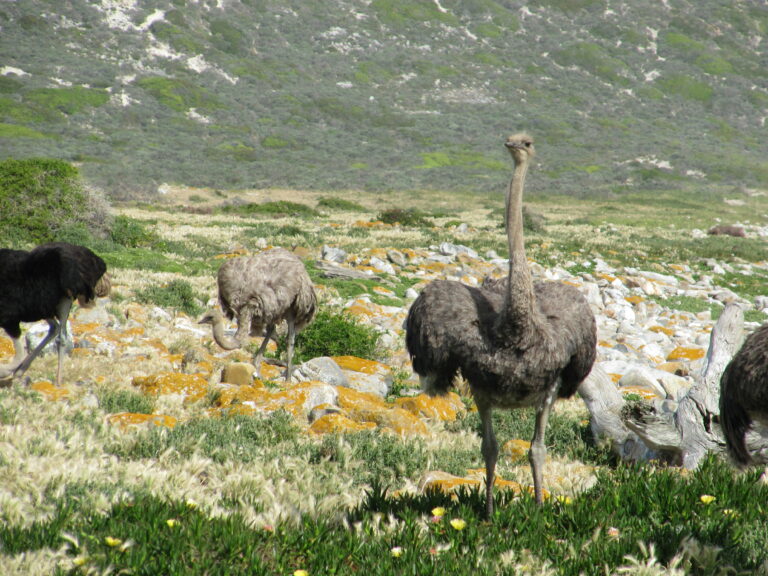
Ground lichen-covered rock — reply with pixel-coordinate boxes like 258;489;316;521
334;356;392;397
294;357;348;386
132;372;209;403
30;381;70;401
221;362;258;386
214;381;338;420
394;392;465;421
336;387;427;435
308;413;377;434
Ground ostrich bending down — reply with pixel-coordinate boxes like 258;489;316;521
719;323;768;466
406;134;596;516
199;248;317;381
0;242;109;386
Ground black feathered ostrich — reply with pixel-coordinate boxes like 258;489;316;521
719;323;768;466
0;242;109;386
406;133;597;516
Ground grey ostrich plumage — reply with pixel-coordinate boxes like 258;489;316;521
200;248;317;381
405;133;596;516
0;242;109;386
720;322;768;466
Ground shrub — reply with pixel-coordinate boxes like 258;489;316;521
281;308;380;363
110;215;159;248
221;201;318;218
0;158;111;244
317;196;366;211
135;279;203;316
376;208;433;227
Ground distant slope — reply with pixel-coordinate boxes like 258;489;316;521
0;0;766;198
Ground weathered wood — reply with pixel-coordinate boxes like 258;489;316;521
580;303;747;468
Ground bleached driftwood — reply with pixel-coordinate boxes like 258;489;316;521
580;303;747;468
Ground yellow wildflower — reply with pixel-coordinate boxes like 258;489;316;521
166;519;179;528
294;571;309;576
431;507;446;518
700;494;716;504
390;546;403;558
104;537;122;547
449;518;467;531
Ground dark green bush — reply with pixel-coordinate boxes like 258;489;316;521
317;196;366;211
110;215;159;247
221;201;318;218
0;158;111;245
281;308;380;363
376;208;433;227
135;279;203;316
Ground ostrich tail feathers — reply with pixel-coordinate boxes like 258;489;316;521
720;394;753;467
419;371;454;397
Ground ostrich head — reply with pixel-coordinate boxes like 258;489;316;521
505;132;535;164
198;309;224;326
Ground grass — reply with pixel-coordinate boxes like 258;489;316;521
2;456;766;574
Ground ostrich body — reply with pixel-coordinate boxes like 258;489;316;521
199;248;317;380
719;323;768;466
405;134;596;515
0;242;108;386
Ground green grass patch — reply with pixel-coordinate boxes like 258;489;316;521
317;196;367;211
23;86;109;116
0;122;49;138
137;76;220;112
134;279;204;316
221;201;319;218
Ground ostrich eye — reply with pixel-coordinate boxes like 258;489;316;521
524;142;531;147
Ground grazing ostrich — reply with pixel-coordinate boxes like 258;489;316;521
719;323;768;466
406;133;597;515
199;248;317;381
0;242;109;386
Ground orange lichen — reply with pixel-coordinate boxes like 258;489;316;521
333;356;390;375
667;346;705;361
70;322;101;336
30;381;69;401
608;373;623;383
394;392;465;421
625;295;645;305
503;438;531;461
649;325;675;336
132;372;209;402
336;387;427;435
108;412;177;429
619;385;660;400
309;413;377;434
0;336;14;360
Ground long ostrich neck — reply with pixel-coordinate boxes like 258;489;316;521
502;156;537;327
210;317;242;350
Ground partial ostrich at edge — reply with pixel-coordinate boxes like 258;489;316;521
0;242;109;386
719;323;768;466
405;133;597;515
199;248;317;381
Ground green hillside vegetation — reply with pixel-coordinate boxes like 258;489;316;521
0;0;765;198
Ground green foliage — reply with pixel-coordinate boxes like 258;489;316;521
108;412;299;463
4;456;768;574
221;200;319;218
417;151;506;171
97;388;155;415
135;279;203;316
23;86;108;116
110;215;159;248
282;308;380;363
0;157;110;244
376;208;433;227
656;74;713;102
552;42;629;84
137;76;220;112
317;196;366;211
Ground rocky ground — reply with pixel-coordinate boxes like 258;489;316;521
1;188;767;538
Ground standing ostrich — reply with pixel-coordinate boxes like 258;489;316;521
199;248;317;381
719;323;768;466
406;133;597;515
0;242;109;386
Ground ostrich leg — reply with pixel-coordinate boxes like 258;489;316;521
478;403;499;519
252;324;274;380
529;381;560;504
13;319;60;381
284;316;297;382
54;298;73;386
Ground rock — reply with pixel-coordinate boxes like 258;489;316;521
369;256;396;275
309;412;376;434
386;249;408;267
132;372;209;403
394;392;465;421
108;412;177;430
322;245;347;263
333;355;392;397
294;357;348;386
221;362;257;386
438;242;478;259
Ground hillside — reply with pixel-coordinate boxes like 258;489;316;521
1;0;766;198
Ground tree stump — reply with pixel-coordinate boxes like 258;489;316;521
580;303;748;468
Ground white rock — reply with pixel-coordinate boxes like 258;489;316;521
294;357;348;387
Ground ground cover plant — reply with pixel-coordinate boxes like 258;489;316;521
1;182;768;574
